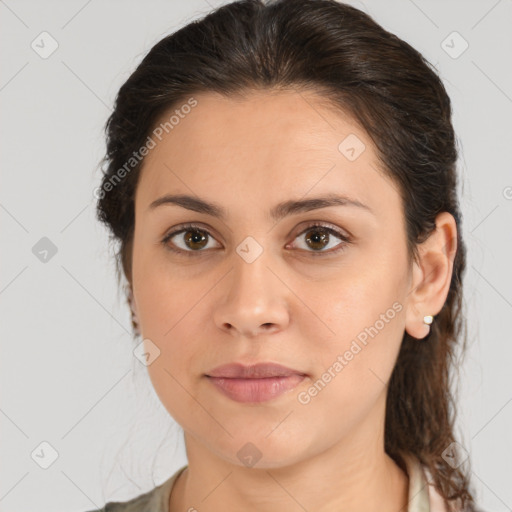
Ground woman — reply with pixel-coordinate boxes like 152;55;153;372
90;0;480;510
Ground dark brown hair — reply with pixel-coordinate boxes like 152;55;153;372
96;0;478;509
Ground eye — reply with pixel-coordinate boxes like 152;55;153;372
161;221;352;257
161;223;221;256
288;222;351;256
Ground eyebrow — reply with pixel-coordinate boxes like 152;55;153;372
148;193;374;222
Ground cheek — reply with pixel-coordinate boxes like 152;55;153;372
135;269;201;365
298;313;404;445
132;256;200;395
137;282;206;427
133;249;186;331
303;271;405;401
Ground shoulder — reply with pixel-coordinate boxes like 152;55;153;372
81;488;156;512
81;465;188;512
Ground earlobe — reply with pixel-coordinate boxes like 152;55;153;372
404;212;458;340
127;285;141;336
404;260;431;340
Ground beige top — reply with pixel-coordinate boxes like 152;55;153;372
88;454;456;512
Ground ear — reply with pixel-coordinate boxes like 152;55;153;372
127;285;141;334
404;211;458;340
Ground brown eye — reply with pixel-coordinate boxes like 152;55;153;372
162;222;351;257
182;229;209;250
291;223;351;256
162;224;221;254
304;228;330;251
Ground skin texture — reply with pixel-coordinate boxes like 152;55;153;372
129;89;457;512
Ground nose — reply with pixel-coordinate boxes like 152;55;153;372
213;249;290;338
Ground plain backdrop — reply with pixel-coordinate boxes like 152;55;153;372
1;0;511;511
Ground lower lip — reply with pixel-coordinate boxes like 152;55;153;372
206;375;306;403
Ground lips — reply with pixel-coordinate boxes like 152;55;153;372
205;362;306;379
204;362;307;403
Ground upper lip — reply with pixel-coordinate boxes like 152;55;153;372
206;362;306;379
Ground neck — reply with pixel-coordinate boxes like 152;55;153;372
170;453;408;512
169;408;409;512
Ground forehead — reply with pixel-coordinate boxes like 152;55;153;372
135;89;401;225
144;89;365;166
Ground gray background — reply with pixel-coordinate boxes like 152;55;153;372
1;0;511;511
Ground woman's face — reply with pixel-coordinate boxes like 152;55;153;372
131;89;415;468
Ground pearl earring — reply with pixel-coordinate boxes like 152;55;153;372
423;315;433;325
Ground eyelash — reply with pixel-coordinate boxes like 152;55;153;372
161;222;352;258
